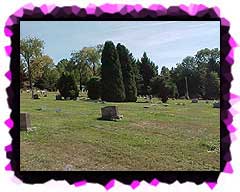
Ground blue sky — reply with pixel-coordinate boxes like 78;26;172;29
20;21;220;70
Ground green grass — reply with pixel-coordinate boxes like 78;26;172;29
20;92;220;171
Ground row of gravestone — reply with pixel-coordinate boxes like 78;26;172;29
20;106;122;131
32;94;48;99
32;94;77;100
56;95;80;101
191;98;220;108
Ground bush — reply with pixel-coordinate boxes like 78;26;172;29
57;73;79;99
86;77;101;99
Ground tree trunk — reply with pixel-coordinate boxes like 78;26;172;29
93;63;96;76
79;70;82;91
185;77;189;99
27;59;34;99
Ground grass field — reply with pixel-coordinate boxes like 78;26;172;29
20;92;220;171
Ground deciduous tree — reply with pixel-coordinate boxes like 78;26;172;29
20;37;44;98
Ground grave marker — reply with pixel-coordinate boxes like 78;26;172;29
20;113;31;131
33;94;39;99
213;101;220;108
56;108;62;113
56;95;62;100
192;98;198;103
101;106;122;120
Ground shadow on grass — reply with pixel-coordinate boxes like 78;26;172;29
135;101;149;103
96;117;120;122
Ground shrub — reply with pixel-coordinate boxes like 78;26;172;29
86;77;101;99
57;73;79;99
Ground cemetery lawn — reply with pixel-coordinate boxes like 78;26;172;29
20;92;220;171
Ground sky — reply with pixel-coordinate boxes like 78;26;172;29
20;21;220;70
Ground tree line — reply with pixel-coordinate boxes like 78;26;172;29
20;37;220;102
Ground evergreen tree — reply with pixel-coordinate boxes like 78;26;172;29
117;43;137;102
134;59;145;96
86;77;101;100
101;41;125;102
139;52;158;95
57;73;79;99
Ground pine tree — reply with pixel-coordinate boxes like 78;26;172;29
101;41;125;102
117;43;137;102
134;59;144;96
139;52;158;95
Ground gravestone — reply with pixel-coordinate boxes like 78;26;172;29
33;94;39;99
37;105;47;111
20;113;31;131
73;97;80;101
213;101;220;108
66;97;71;100
149;95;152;103
56;95;62;100
101;106;122;120
40;105;47;110
192;98;198;103
55;108;62;113
64;164;73;171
